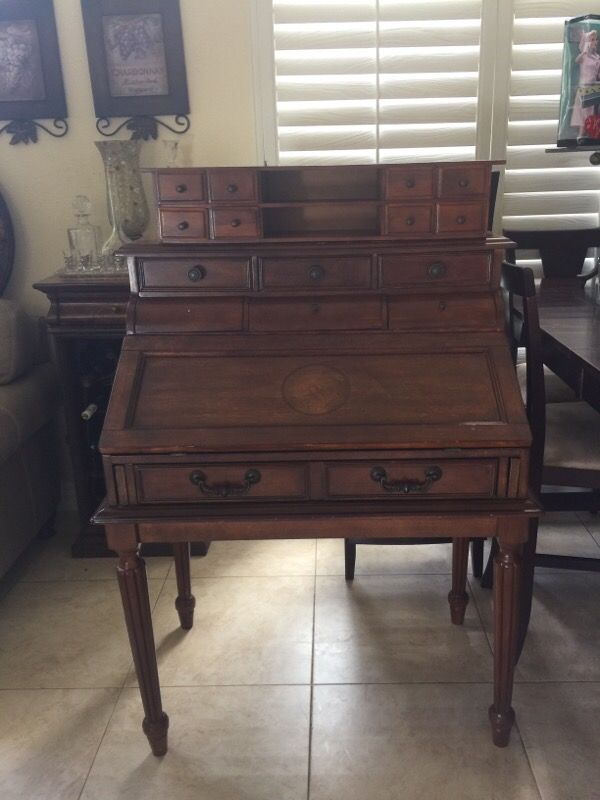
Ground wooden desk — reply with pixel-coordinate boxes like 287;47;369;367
537;279;600;411
95;162;535;756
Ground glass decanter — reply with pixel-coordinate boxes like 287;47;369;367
68;195;102;272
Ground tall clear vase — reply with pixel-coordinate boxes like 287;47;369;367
95;141;149;270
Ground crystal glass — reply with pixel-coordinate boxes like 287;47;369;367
95;141;149;261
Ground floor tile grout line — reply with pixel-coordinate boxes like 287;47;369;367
467;574;495;657
513;719;545;800
306;543;317;800
76;682;126;800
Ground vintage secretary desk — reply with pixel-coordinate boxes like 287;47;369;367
95;162;536;756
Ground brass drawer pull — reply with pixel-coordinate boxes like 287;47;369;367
177;221;189;231
405;216;415;226
309;265;325;281
190;468;261;498
175;184;187;193
458;178;470;188
187;266;206;282
230;218;242;228
428;262;446;279
226;183;238;193
370;465;442;494
456;215;466;225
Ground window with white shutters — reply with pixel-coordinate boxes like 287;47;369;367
268;0;484;165
254;0;600;235
504;0;600;231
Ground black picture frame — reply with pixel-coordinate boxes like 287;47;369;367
81;0;190;136
0;0;68;143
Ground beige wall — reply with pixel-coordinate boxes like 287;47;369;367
1;0;258;315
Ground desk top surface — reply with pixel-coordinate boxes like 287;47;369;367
101;332;529;455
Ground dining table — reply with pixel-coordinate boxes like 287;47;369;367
537;278;600;410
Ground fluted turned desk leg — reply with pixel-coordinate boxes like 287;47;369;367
489;536;521;747
448;537;469;625
173;542;196;629
116;547;169;756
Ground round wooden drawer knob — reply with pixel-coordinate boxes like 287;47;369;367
459;178;470;188
428;262;446;279
175;184;187;193
309;265;325;281
177;221;189;230
456;216;466;225
226;183;238;193
405;178;415;188
230;218;241;227
405;216;415;226
187;266;206;282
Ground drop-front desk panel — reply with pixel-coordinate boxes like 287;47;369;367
95;162;535;757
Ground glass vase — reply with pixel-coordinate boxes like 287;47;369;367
95;141;149;263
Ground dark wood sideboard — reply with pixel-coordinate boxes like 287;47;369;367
93;163;536;755
33;272;210;557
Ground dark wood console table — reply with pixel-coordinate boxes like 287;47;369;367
94;162;536;755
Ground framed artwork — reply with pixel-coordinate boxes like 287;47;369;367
0;0;68;144
80;0;190;139
557;15;600;148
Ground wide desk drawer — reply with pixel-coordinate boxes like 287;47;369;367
261;256;371;289
326;458;500;499
135;463;309;503
139;257;251;291
249;297;385;332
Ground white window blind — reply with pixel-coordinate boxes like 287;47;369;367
504;0;600;231
271;0;484;165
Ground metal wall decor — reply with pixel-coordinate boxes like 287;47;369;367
0;0;68;145
80;0;190;140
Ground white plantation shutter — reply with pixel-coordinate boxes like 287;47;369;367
504;0;600;231
269;0;484;165
255;0;600;235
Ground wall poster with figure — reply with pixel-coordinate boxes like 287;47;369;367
557;14;600;147
81;0;190;139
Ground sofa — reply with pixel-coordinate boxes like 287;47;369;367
0;299;61;577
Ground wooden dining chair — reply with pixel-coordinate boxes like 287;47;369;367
474;262;600;656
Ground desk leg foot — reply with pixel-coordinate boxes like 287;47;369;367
490;534;521;748
174;542;195;630
143;712;169;757
116;546;168;756
448;538;469;625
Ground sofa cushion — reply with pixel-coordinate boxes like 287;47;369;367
0;362;59;463
0;299;34;384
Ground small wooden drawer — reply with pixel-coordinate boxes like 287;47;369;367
436;202;486;235
159;209;207;240
385;167;434;200
261;256;371;289
157;171;205;202
249;297;385;332
133;298;244;333
207;169;258;202
438;165;488;197
380;252;491;287
385;204;433;235
389;294;497;330
135;463;308;503
139;258;251;291
56;301;126;325
210;207;260;238
325;458;499;499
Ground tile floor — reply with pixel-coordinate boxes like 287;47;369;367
1;509;600;799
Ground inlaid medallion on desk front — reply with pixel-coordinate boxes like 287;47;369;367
282;364;350;415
